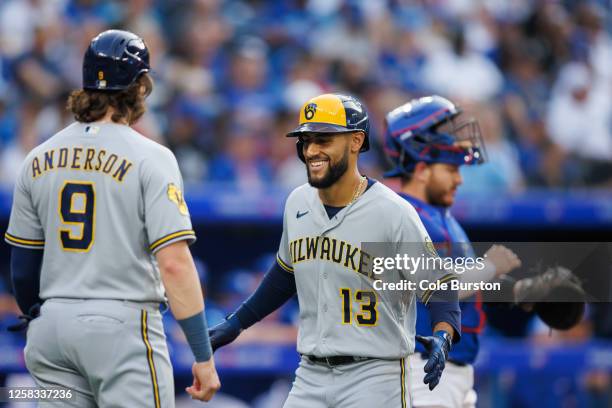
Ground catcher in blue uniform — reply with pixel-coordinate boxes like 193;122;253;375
383;96;586;407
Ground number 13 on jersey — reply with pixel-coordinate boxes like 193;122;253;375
340;288;378;326
58;181;96;252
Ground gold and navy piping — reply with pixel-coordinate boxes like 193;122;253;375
276;254;294;273
422;273;457;305
141;310;161;408
400;358;406;408
4;232;45;249
149;229;195;252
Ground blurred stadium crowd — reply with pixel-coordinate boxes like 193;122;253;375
0;1;611;405
0;0;610;190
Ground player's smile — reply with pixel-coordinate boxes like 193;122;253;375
309;160;327;167
303;136;351;189
305;147;333;177
308;158;329;172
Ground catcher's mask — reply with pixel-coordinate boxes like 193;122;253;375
287;93;370;163
383;95;487;177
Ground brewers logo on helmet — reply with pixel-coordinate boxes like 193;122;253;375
83;29;150;91
287;93;370;162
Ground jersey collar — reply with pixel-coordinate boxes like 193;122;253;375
309;178;378;234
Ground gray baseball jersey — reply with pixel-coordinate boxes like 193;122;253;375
276;181;454;359
5;122;196;302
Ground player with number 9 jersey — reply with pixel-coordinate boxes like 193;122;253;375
4;29;219;406
6;120;194;301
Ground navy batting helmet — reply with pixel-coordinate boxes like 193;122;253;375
287;93;370;162
383;95;486;177
83;30;150;91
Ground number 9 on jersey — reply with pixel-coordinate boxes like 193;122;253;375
58;181;96;252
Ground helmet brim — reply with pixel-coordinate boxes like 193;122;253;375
286;122;352;137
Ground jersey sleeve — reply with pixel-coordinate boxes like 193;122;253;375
141;148;196;254
5;161;45;249
276;202;294;273
398;206;457;305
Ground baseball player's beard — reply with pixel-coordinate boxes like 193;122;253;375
425;184;456;208
306;147;349;189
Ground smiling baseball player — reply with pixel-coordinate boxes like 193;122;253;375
209;93;462;407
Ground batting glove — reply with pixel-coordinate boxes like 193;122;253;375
415;330;452;390
7;303;41;332
208;314;242;352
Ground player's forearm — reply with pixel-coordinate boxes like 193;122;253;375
156;241;213;362
426;287;461;344
432;322;454;338
156;241;204;319
163;270;205;318
459;245;521;299
232;262;297;330
458;260;497;299
10;247;43;315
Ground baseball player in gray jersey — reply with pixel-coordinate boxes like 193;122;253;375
5;30;219;406
209;94;462;407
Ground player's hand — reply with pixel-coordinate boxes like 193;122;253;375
208;314;242;352
186;359;221;402
484;245;521;277
415;331;452;391
7;303;41;332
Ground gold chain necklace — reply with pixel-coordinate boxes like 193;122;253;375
348;176;367;205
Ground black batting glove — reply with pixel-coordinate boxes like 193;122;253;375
7;303;41;332
208;313;243;352
415;330;452;390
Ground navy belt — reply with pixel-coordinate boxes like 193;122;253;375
304;355;374;367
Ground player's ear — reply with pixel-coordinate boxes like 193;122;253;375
414;162;431;183
350;131;365;153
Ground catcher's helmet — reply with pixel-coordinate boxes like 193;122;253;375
287;93;370;162
83;30;150;91
383;95;486;177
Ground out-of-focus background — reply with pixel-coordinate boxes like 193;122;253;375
0;0;610;407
